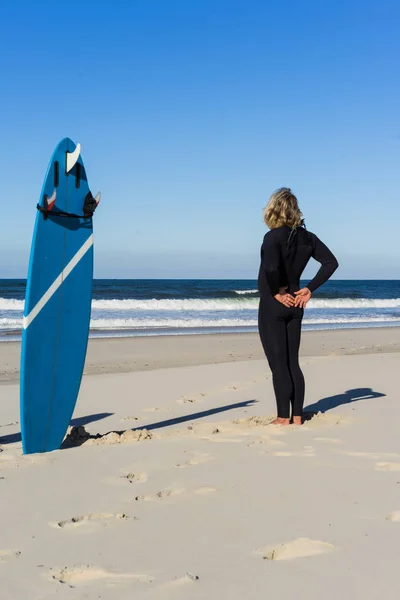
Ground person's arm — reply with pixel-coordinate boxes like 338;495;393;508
306;234;339;293
260;233;281;296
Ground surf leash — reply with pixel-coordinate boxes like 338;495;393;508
37;191;100;220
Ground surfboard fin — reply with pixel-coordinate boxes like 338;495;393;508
94;192;101;206
44;189;57;212
66;143;81;173
83;191;100;218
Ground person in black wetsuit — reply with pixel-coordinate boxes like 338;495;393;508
258;188;338;425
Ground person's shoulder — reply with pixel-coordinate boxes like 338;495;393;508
297;227;316;244
263;227;285;242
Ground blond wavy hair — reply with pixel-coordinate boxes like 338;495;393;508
264;187;304;229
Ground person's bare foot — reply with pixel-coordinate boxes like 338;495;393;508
270;417;290;426
292;416;303;426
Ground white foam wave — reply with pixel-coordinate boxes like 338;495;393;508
0;318;22;329
0;299;24;310
90;317;255;329
310;298;400;309
1;296;400;313
91;298;258;311
1;313;400;333
234;289;258;295
91;297;400;311
304;316;400;325
92;315;400;329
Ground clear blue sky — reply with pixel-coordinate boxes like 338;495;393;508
0;0;399;279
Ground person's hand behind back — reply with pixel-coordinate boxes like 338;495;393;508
294;287;312;308
274;286;295;308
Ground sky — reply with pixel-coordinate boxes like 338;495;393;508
0;0;399;279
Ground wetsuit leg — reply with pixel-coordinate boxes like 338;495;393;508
258;300;293;419
286;314;305;417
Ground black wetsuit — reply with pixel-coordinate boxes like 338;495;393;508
257;226;338;418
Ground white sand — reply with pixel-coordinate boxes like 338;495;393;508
1;334;400;599
1;326;400;382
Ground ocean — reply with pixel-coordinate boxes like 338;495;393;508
0;279;400;341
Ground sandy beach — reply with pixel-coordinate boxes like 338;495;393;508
1;327;400;599
1;326;400;382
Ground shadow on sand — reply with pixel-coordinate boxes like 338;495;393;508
133;399;258;432
304;387;386;416
0;412;114;446
62;399;259;449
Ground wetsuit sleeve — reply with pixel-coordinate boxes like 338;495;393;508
260;234;281;296
307;234;339;293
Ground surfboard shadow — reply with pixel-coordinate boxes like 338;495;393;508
61;400;259;449
70;412;114;427
133;399;258;432
0;412;114;445
303;387;386;416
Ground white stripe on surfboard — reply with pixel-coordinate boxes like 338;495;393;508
23;234;93;330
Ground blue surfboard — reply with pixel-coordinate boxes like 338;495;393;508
20;138;99;454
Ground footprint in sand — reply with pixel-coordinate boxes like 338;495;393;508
104;471;148;487
50;566;154;586
122;472;148;483
386;512;400;522
135;488;185;501
178;397;199;405
175;453;214;468
0;549;21;562
256;538;334;561
157;572;199;591
143;407;170;413
376;462;400;472
247;439;287;449
135;487;217;502
53;513;130;530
